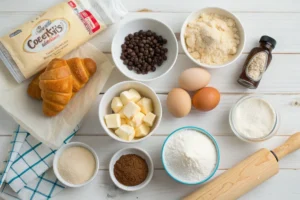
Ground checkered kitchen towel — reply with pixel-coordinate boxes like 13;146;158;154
0;125;80;200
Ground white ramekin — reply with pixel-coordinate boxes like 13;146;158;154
53;142;99;187
109;147;154;191
181;7;246;69
99;81;162;143
112;18;178;81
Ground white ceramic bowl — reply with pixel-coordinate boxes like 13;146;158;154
99;81;162;143
112;18;178;81
53;142;99;188
181;7;246;68
109;147;154;191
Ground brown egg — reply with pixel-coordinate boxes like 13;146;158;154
167;88;191;118
192;87;220;111
179;68;211;91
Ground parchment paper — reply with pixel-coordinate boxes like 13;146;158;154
0;43;114;148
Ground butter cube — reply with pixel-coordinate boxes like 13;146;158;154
121;118;127;125
125;118;135;127
118;109;126;119
132;112;145;127
137;98;153;114
135;124;151;138
111;97;123;113
115;125;135;141
123;102;141;119
143;112;156;127
128;89;141;102
104;114;121;129
120;91;134;105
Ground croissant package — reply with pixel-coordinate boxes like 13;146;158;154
0;43;114;148
0;0;126;83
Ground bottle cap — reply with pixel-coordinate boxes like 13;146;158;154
260;35;276;49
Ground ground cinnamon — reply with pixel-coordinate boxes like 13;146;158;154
114;154;148;186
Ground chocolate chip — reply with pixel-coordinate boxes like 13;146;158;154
121;30;168;75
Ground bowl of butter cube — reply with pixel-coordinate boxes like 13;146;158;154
99;81;162;143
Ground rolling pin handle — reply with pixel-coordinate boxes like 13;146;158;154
272;132;300;161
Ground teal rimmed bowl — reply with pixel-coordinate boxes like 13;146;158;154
161;126;220;185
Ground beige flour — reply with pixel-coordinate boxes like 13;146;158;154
58;146;96;185
185;13;240;65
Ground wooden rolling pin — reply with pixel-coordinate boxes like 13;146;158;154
184;132;300;200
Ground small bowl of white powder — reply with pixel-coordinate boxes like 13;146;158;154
161;126;220;185
53;142;99;188
229;96;279;142
181;7;245;68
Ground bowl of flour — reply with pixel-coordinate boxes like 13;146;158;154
229;95;279;142
181;7;245;68
161;126;220;185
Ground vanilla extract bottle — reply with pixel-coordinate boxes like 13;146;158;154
237;36;276;89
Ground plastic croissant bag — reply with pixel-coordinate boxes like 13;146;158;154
0;0;127;83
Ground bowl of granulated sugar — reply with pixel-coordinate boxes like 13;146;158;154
53;142;99;188
161;126;220;185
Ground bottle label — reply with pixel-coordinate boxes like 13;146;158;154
246;51;268;81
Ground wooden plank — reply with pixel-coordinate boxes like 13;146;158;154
0;106;17;136
0;52;298;94
92;12;300;53
102;54;300;93
54;169;300;200
0;0;299;12
124;0;300;13
1;94;300;136
0;136;11;162
70;135;300;170
80;94;300;136
0;134;299;169
0;12;299;53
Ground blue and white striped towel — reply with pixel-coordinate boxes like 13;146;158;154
0;125;80;200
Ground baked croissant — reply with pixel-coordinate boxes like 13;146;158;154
28;58;97;100
66;58;97;96
39;59;73;117
28;58;97;117
27;69;45;100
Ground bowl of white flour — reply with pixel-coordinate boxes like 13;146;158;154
161;126;220;185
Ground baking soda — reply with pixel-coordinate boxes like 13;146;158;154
232;97;276;139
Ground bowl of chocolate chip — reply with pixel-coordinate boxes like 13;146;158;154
112;18;178;81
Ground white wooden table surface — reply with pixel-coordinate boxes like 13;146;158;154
0;0;300;199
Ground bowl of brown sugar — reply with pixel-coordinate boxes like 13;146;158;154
109;147;154;191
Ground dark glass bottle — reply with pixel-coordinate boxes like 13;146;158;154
237;36;276;89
